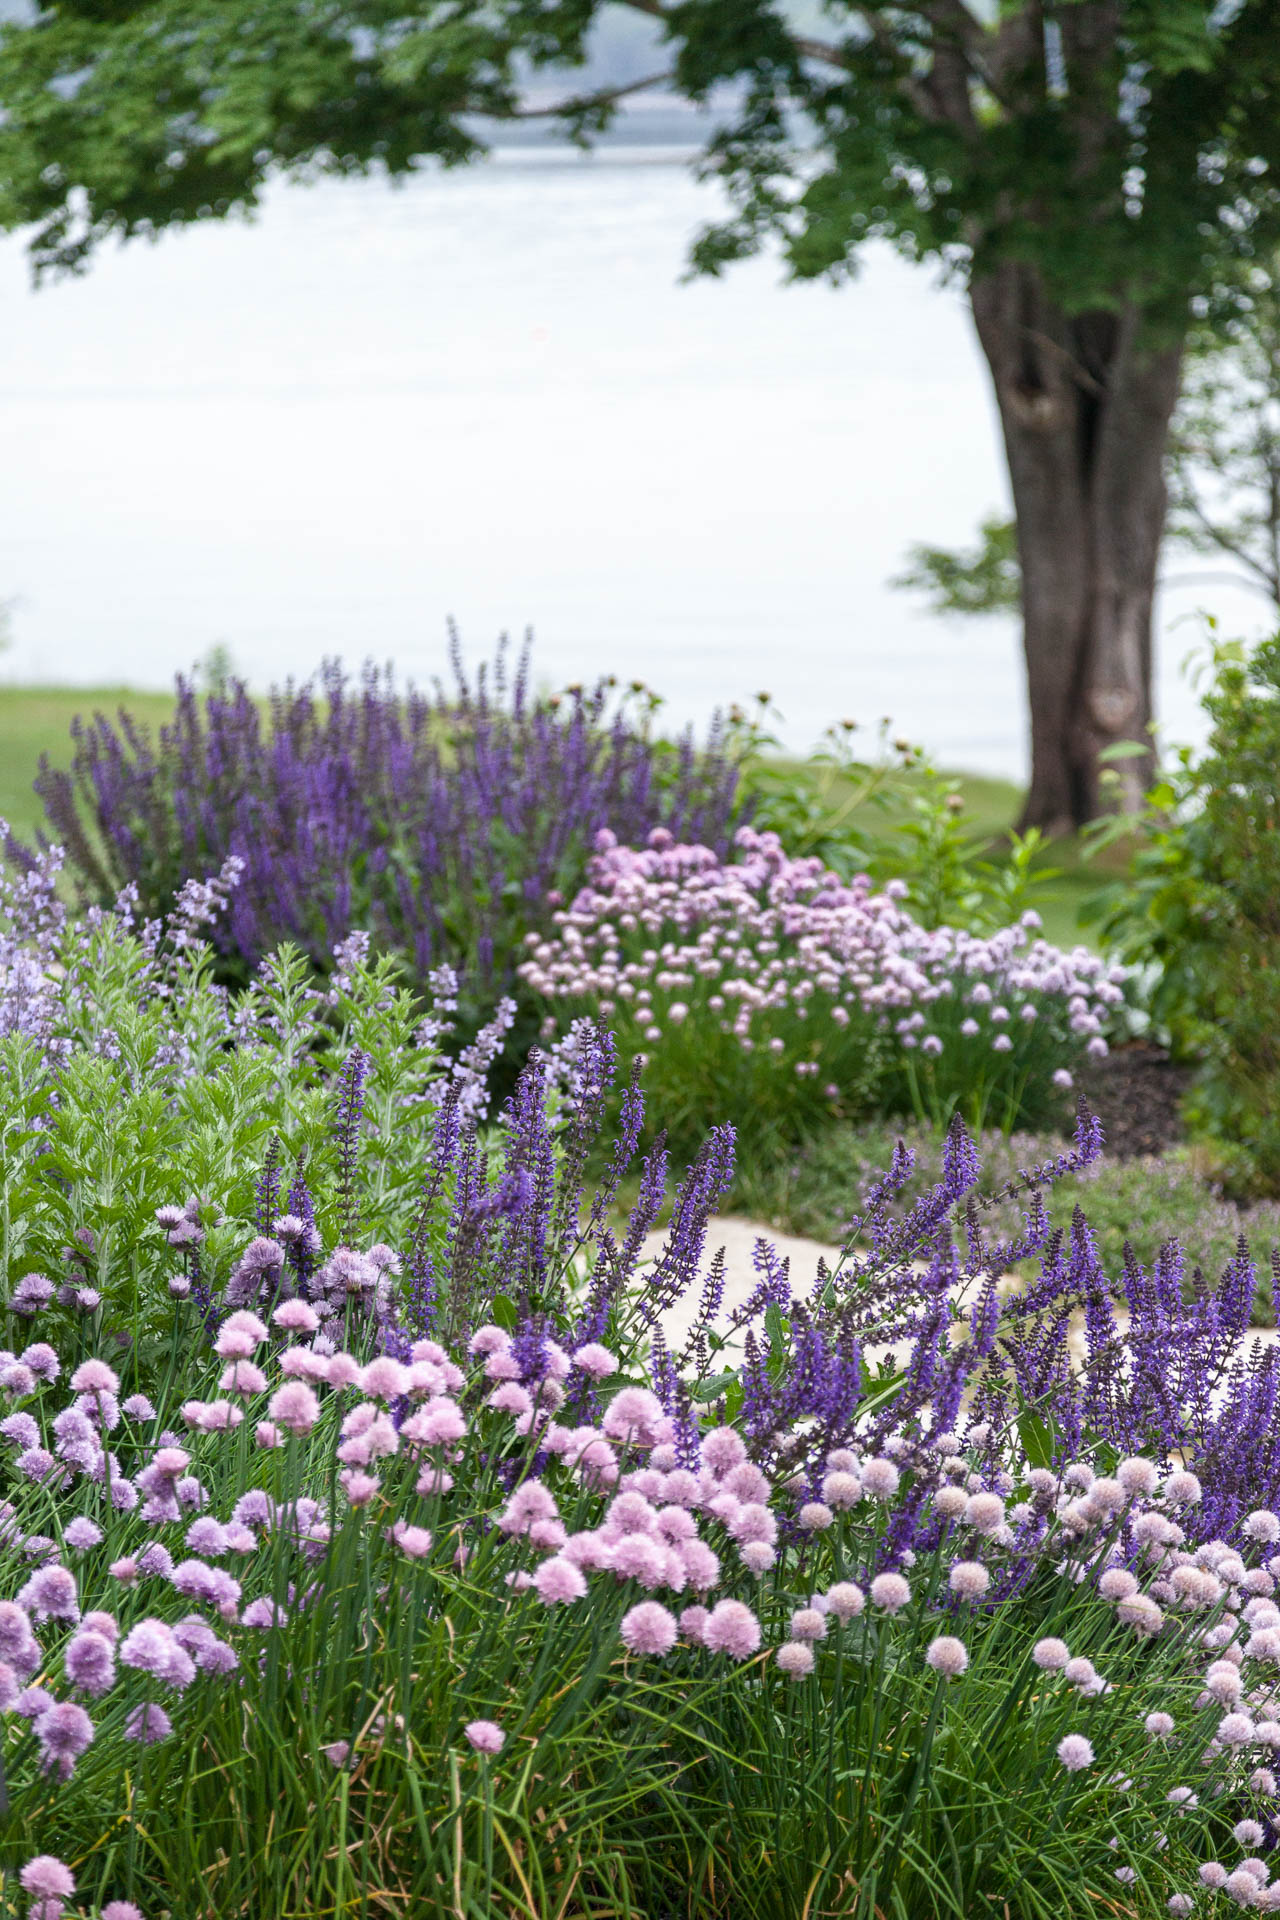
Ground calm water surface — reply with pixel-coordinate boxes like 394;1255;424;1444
0;148;1247;771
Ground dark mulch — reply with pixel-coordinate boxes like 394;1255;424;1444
1078;1043;1194;1160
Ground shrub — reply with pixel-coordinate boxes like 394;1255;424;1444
1085;632;1280;1195
0;831;516;1349
5;1010;1280;1915
732;702;1062;933
22;639;744;1019
521;824;1123;1153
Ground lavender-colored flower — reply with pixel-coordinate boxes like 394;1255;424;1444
391;1524;433;1560
702;1599;761;1660
0;1410;39;1449
869;1573;911;1614
124;1703;173;1745
119;1620;178;1676
572;1343;618;1381
10;1273;54;1316
268;1382;320;1435
18;1563;79;1624
273;1298;320;1333
17;1684;54;1720
821;1471;862;1511
1032;1638;1070;1671
20;1343;60;1383
620;1601;679;1655
826;1583;865;1623
69;1358;119;1395
65;1630;115;1697
925;1635;969;1678
29;650;745;1008
463;1719;505;1754
798;1501;834;1531
35;1700;95;1775
949;1561;989;1600
1056;1734;1094;1772
533;1557;588;1606
701;1428;747;1475
224;1239;287;1312
102;1904;145;1920
860;1457;900;1500
20;1859;75;1901
789;1608;827;1643
64;1517;103;1552
964;1492;1005;1534
775;1641;815;1677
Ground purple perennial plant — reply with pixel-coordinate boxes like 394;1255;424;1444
25;640;744;1000
6;860;1280;1912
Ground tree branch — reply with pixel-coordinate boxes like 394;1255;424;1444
510;70;677;120
612;0;1004;128
1172;485;1277;594
1162;566;1280;609
614;0;855;74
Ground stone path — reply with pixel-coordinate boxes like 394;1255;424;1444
640;1216;845;1351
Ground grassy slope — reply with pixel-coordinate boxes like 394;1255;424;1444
0;686;178;846
760;755;1111;950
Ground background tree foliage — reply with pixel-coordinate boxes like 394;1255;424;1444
2;2;1280;827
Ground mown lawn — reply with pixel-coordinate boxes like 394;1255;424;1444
0;685;178;846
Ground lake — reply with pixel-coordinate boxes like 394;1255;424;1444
0;143;1252;773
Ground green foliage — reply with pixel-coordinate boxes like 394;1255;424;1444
727;700;920;878
1084;631;1280;1194
0;904;472;1352
884;761;1062;935
730;702;1063;937
890;513;1021;620
0;0;1278;333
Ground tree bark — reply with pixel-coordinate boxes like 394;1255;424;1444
970;262;1185;834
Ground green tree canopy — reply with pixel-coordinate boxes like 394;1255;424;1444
3;2;1280;829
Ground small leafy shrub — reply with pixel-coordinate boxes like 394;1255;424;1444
732;702;1061;933
4;1036;1280;1916
1085;632;1280;1195
521;825;1122;1152
23;639;744;1018
0;832;516;1348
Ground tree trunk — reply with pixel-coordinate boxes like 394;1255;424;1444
970;262;1185;834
